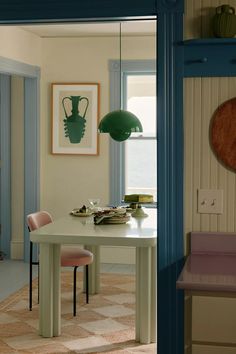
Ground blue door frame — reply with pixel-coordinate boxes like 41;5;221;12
0;1;185;353
0;74;11;258
0;58;40;261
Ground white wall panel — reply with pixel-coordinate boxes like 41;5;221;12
184;1;236;351
11;76;24;259
184;77;236;353
184;77;236;239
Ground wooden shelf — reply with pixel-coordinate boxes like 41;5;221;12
183;38;236;45
181;38;236;77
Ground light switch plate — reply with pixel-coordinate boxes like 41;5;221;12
197;189;223;214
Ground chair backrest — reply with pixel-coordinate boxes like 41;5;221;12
27;211;53;231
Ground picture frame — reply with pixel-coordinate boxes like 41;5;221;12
51;83;100;155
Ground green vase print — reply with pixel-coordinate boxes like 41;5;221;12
62;95;89;143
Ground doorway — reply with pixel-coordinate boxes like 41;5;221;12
0;58;40;261
0;3;185;351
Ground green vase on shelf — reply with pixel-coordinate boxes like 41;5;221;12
212;4;236;38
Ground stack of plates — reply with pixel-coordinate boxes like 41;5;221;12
94;209;130;225
103;214;130;224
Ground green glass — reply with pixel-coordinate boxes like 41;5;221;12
212;4;236;38
98;109;143;142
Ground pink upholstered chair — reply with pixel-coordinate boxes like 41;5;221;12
27;210;93;316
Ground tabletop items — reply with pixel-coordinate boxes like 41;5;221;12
70;205;130;223
71;194;154;221
123;194;154;203
93;208;130;225
88;198;100;211
70;205;93;217
123;194;154;218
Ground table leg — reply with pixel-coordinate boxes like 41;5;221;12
39;243;53;337
136;246;153;344
39;243;61;338
53;244;61;336
185;294;192;354
151;245;157;342
84;245;100;294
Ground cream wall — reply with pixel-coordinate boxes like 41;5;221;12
40;35;156;263
0;26;42;66
41;36;155;217
185;1;236;353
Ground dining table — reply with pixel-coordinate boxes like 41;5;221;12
30;208;157;344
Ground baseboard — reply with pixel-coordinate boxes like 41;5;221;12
11;241;24;260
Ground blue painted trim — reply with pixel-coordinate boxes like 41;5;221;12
109;61;125;206
157;11;184;354
157;0;184;13
0;56;40;78
0;75;11;257
24;76;40;262
183;38;236;45
0;0;157;22
183;41;236;77
0;57;40;260
109;60;156;206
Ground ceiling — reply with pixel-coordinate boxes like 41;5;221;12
19;20;156;38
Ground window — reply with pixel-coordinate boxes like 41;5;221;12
124;74;157;201
109;60;156;206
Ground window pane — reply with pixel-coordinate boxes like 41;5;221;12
125;74;157;202
125;139;157;202
126;75;156;137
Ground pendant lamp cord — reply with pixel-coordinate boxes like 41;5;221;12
119;22;122;110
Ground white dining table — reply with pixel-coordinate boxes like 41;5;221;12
30;208;157;344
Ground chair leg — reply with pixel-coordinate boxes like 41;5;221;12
86;264;89;304
37;263;40;304
29;242;33;311
73;266;78;316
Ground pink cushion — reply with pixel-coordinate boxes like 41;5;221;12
61;247;93;267
27;211;94;268
27;211;52;231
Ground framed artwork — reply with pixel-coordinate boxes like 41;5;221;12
51;83;100;155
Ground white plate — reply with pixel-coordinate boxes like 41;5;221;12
71;211;93;217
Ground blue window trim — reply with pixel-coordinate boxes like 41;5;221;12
24;75;40;262
0;74;11;258
109;59;156;206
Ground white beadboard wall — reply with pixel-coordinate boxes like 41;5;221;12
184;77;236;241
184;77;236;353
184;1;236;352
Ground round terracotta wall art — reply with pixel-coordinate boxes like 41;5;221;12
210;97;236;171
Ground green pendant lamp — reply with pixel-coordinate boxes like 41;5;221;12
98;23;143;142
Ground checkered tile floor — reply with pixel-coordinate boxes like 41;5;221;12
0;271;156;353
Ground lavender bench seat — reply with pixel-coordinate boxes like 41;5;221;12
176;232;236;293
